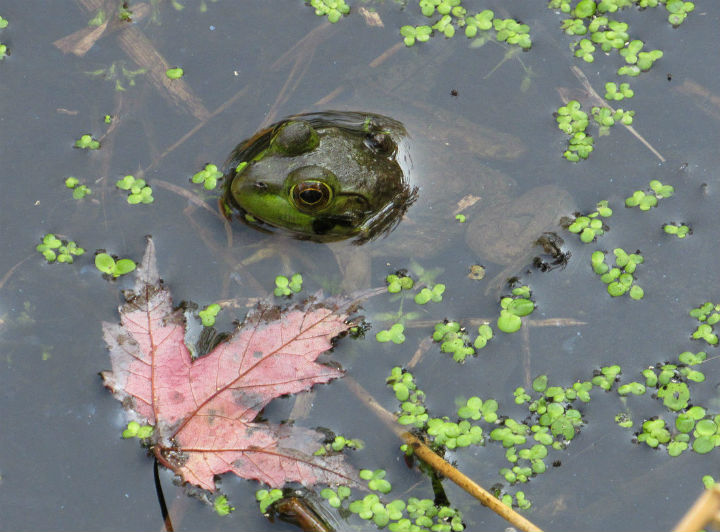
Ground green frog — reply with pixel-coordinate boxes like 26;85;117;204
222;110;574;292
222;111;416;243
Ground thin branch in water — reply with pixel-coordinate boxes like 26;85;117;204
569;66;666;163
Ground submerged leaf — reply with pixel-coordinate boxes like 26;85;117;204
102;239;360;491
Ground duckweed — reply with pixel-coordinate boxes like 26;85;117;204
400;25;432;46
65;177;92;199
605;82;634;101
309;0;349;23
497;285;535;333
36;234;85;264
567;200;612;242
376;323;406;344
198;303;221;327
664;223;690;238
121;420;153;439
165;67;184;79
255;489;283;513
360;469;393;494
74;134;100;150
95;252;136;277
320;486;351;508
315;436;364;455
116;175;154;204
414;283;445;304
386;273;414;293
191;163;222;190
574;38;595;62
274;273;302;296
213;495;234;516
591;248;644;299
457;396;498;423
401;4;530;49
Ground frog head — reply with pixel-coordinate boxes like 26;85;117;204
222;112;416;242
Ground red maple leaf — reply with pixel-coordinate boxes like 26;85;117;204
102;239;359;491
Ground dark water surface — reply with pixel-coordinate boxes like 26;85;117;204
1;1;719;530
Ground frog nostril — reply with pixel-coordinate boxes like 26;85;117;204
254;182;268;191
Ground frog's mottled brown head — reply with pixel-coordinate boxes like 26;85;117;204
222;111;416;243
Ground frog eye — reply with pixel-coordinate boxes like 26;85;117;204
364;131;396;156
272;120;319;156
291;181;333;212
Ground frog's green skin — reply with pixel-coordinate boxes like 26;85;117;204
223;111;416;243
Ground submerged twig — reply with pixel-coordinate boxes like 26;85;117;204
569;66;666;162
402;317;587;328
344;376;544;532
0;254;32;293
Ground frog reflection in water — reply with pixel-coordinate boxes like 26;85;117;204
222;111;574;292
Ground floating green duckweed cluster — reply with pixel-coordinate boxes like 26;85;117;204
36;234;85;264
556;100;594;161
95;252;137;277
432;321;474;362
567;200;612;242
213;495;234;516
549;1;694;160
689;302;720;346
274;273;302;296
609;347;720;457
165;67;184;79
604;81;633;100
400;6;531;49
591;248;644;299
65;177;92;199
0;17;8;59
497;285;535;333
549;0;694;27
74;134;100;150
320;486;352;508
591;106;634;135
316;466;465;530
121;421;153;439
414;283;445;305
116;175;154;204
663;222;690;238
191;163;222;190
309;0;349;23
386;273;414;293
625;179;674;210
314;435;364;455
387;366;609;506
387;367;428;428
198;303;221;327
376;323;406;344
255;489;283;513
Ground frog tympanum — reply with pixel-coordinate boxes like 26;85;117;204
222;111;417;243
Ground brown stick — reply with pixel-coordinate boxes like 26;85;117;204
673;484;720;532
343;376;543;532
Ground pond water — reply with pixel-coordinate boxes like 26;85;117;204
1;1;719;530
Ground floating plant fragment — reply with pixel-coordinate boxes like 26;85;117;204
36;234;85;264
